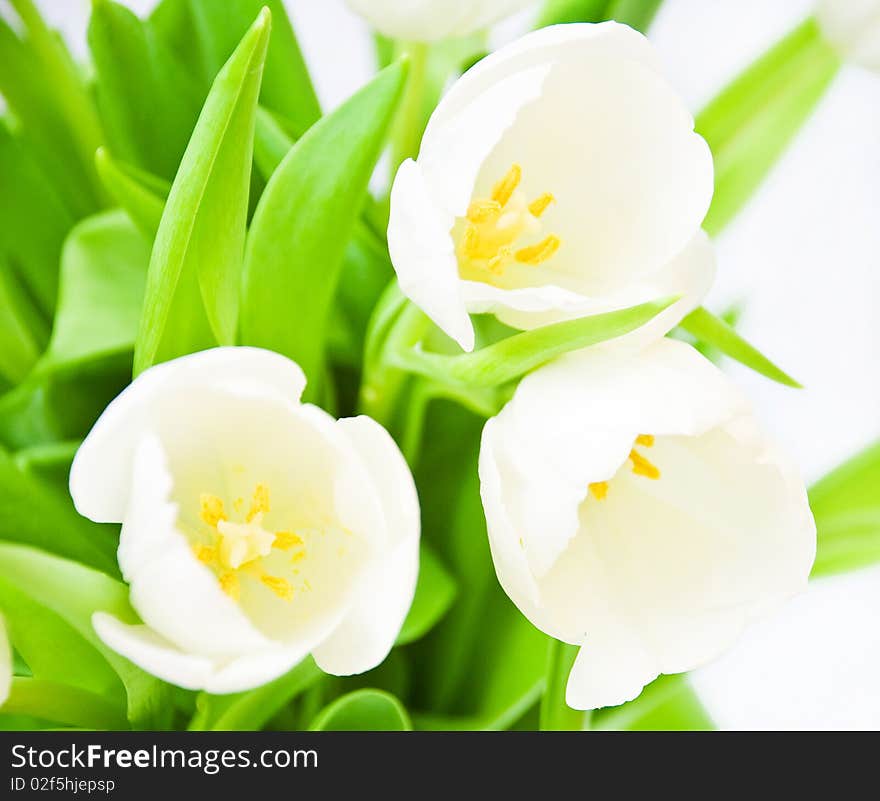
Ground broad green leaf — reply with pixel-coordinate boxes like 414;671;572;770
593;674;714;731
0;445;118;575
0;120;73;314
134;8;271;375
95;148;168;239
0;577;124;703
698;18;840;235
37;210;150;375
397;545;457;646
3;678;127;730
0;544;171;729
0;258;46;385
150;0;320;136
189;658;321;731
309;689;412;731
0;0;105;215
241;60;409;396
392;296;677;389
810;441;880;578
539;639;585;730
89;0;202;181
678;306;800;388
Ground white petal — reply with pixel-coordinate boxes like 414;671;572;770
312;416;420;675
203;644;312;695
817;0;880;71
388;159;474;351
120;435;273;659
70;347;307;524
0;614;10;706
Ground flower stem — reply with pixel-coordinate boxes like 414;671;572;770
389;41;430;176
539;638;588;731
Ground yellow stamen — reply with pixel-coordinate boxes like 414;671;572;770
247;483;270;522
491;163;521;207
219;571;240;601
589;481;609;500
200;494;226;527
291;550;307;564
273;531;304;550
515;235;561;266
467;199;502;223
528;192;554;217
261;574;294;601
487;245;513;274
193;544;217;565
630;450;660;480
635;434;655;447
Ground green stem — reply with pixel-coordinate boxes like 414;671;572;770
539;638;587;731
389;41;430;175
4;677;128;730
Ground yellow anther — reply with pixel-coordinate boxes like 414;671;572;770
589;481;609;500
261;574;294;601
273;531;304;550
291;550;307;564
247;483;270;522
514;235;561;266
491;164;521;207
200;494;226;527
630;450;660;480
219;571;240;601
467;199;502;223
528;193;555;218
487;245;513;274
635;434;655;447
193;544;217;566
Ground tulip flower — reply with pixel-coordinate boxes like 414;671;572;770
387;23;715;352
70;348;420;693
816;0;880;70
479;338;815;709
0;615;9;705
345;0;534;42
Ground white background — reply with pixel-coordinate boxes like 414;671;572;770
31;0;880;729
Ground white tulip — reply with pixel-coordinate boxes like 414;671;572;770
345;0;535;42
70;348;420;693
479;338;815;709
816;0;880;71
388;23;715;352
0;615;10;706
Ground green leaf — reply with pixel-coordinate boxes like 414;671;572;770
698;17;840;235
0;445;119;575
0;258;47;386
88;0;202;181
189;658;322;731
536;0;661;31
0;544;171;729
678;306;800;388
309;689;412;731
397;545;457;646
241;59;409;396
36;210;150;376
95;148;168;240
392;296;678;389
134;8;271;375
539;639;585;730
3;678;127;730
593;674;714;731
810;441;880;578
603;0;664;30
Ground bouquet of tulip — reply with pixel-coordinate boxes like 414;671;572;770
0;0;877;733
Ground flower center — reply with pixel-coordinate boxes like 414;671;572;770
589;434;660;500
456;163;561;278
192;483;306;602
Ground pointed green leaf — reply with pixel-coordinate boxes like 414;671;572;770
392;296;678;389
241;60;409;395
4;678;127;730
95;149;169;240
309;689;412;731
678;306;800;388
397;545;457;646
134;8;271;375
810;441;880;578
0;544;171;729
0;259;47;385
698;18;840;235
